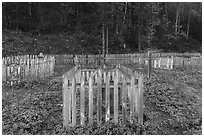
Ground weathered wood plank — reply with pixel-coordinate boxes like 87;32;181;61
122;75;127;125
130;75;134;124
134;73;139;118
97;70;102;125
63;76;69;128
71;78;76;127
80;76;85;126
88;76;94;125
68;80;72;127
105;72;110;122
138;74;144;125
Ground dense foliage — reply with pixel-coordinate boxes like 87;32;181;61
2;2;202;56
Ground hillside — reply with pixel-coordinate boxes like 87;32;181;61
2;30;202;57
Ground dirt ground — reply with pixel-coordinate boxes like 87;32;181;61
2;63;202;135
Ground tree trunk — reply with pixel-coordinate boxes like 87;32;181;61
178;13;180;33
175;7;179;35
165;3;169;28
102;23;105;57
29;2;32;30
138;26;141;51
76;3;79;20
63;3;67;26
7;15;11;28
123;2;128;22
116;24;119;35
16;3;19;30
138;3;141;51
101;3;106;58
106;26;109;55
111;2;114;27
187;10;191;38
148;3;154;48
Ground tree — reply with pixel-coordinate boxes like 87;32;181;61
2;2;202;53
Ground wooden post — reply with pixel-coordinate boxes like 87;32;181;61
105;72;110;122
80;76;85;126
71;78;76;127
148;50;151;78
88;76;93;125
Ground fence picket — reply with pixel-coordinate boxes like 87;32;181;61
138;74;144;125
88;76;94;125
105;72;110;122
97;72;102;125
134;75;139;117
130;76;134;123
80;76;85;126
68;79;72;126
63;76;69;128
71;78;76;127
122;75;127;125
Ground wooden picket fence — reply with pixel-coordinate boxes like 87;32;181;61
173;56;202;68
152;57;173;70
54;52;201;70
2;55;55;82
54;54;74;65
62;64;144;128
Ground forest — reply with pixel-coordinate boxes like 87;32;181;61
2;2;202;56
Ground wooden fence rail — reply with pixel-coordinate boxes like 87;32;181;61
2;55;55;82
62;64;144;128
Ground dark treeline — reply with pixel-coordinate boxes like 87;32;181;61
2;2;202;55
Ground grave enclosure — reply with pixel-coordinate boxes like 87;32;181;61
3;52;201;83
2;55;55;83
62;64;144;128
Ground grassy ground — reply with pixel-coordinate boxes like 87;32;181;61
2;63;202;135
